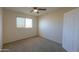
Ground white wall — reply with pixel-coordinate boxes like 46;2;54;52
3;8;75;45
0;8;3;48
3;9;37;44
63;8;79;52
38;8;75;44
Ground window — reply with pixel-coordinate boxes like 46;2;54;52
16;17;25;28
16;17;32;28
25;18;32;28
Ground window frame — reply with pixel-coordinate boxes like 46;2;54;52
16;16;33;28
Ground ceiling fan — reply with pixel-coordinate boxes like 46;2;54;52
31;7;46;14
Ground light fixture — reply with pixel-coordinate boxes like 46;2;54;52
33;9;38;13
31;7;46;14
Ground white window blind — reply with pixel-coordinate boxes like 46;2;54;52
25;18;32;28
16;17;32;28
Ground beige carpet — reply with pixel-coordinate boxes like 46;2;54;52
3;37;66;52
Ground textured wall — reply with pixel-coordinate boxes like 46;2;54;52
0;8;3;48
38;8;75;44
3;9;38;44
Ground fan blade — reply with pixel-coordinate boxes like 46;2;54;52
33;7;38;9
38;8;46;10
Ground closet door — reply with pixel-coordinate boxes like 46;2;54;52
63;8;79;52
63;10;75;52
74;9;79;51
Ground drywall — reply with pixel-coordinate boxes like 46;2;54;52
38;8;75;44
63;8;79;52
3;9;37;44
0;8;3;49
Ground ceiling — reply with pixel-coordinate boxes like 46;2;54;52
3;7;75;16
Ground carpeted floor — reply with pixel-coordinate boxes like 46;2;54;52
3;37;66;52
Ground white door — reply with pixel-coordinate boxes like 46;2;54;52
63;8;79;52
63;11;75;52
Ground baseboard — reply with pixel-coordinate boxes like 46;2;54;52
3;35;38;45
39;35;62;45
3;35;62;46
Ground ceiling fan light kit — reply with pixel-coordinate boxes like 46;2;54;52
33;9;38;12
31;7;46;14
